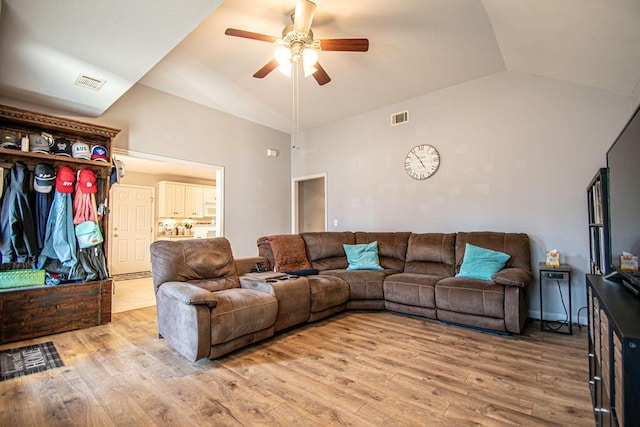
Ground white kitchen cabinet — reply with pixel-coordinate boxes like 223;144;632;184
203;188;216;204
158;181;214;219
185;185;204;217
158;181;186;218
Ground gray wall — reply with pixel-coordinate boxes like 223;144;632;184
99;85;292;257
292;71;636;322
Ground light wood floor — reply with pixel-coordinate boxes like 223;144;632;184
112;277;156;314
0;308;593;426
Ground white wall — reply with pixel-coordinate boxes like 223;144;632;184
2;84;292;257
292;71;636;322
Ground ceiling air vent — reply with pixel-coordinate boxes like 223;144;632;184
74;74;106;91
391;110;409;126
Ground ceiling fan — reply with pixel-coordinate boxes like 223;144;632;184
225;0;369;86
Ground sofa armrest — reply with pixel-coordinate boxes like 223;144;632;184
493;268;532;288
160;281;218;308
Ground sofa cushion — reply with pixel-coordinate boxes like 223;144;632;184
268;234;312;272
404;233;456;276
323;269;394;300
383;273;442;308
150;238;239;293
354;232;410;271
301;232;355;270
306;275;350;313
210;288;278;345
455;243;511;281
344;241;384;271
435;277;505;318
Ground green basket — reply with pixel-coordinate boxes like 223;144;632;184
0;269;46;289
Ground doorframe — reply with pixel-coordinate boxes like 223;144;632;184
108;183;155;274
111;148;225;239
291;173;327;234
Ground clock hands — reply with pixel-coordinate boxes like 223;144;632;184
411;149;427;169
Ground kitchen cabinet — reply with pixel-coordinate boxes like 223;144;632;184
158;181;186;217
203;188;216;204
158;181;214;219
185;185;203;217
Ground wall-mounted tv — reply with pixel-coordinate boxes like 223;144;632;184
606;104;640;291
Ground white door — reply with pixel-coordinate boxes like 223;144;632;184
109;185;154;275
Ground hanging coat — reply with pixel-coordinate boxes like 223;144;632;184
0;162;38;264
37;190;77;269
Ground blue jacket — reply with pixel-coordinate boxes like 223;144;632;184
37;191;77;269
0;162;38;264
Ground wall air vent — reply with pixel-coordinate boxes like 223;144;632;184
74;74;106;91
391;110;409;126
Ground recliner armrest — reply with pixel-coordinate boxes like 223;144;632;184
493;268;532;288
159;281;218;308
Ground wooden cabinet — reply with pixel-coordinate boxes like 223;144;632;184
0;280;111;343
203;188;216;204
587;275;640;427
0;104;118;344
184;185;203;217
158;181;186;217
158;181;213;219
588;169;610;275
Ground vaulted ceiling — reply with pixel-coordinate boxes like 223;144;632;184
1;0;639;133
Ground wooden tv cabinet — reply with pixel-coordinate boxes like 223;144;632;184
587;274;640;427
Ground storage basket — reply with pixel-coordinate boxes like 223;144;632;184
0;269;46;289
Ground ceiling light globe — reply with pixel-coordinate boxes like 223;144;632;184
275;47;292;66
302;48;318;67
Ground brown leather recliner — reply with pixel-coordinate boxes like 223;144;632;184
150;238;278;361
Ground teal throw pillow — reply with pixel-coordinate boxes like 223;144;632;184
455;243;511;281
343;241;384;271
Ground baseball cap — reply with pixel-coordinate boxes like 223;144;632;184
78;169;97;194
0;132;20;149
55;166;75;193
91;145;109;162
109;157;125;187
34;163;56;193
29;134;51;154
72;141;91;160
51;138;73;157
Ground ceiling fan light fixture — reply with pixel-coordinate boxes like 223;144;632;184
303;64;317;77
278;63;292;77
275;46;292;66
302;48;318;66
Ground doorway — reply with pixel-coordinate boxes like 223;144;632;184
109;184;154;275
292;173;327;233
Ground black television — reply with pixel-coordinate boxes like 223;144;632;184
606;104;640;292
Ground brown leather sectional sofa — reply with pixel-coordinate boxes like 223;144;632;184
150;231;532;361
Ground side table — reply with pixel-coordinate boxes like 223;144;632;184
539;262;572;334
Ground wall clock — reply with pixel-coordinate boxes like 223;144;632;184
404;144;440;180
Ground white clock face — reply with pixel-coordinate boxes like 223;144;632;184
404;144;440;180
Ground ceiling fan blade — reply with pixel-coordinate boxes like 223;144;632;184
312;62;331;86
294;0;317;34
253;59;279;79
319;38;369;52
225;28;278;43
